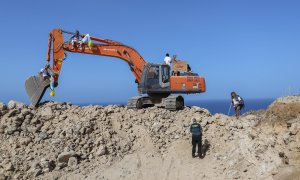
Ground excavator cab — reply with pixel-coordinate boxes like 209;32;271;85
129;62;205;110
139;62;205;95
139;63;171;94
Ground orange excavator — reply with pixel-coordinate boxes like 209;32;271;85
25;29;206;110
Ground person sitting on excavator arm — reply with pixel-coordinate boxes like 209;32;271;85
70;30;93;50
70;30;81;49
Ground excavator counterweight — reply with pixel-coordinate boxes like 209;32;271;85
25;28;206;109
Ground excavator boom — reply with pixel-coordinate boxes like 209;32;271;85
47;29;146;84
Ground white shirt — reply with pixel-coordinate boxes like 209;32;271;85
40;68;49;77
164;56;172;66
50;76;54;82
232;96;242;107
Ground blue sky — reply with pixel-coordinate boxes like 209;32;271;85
0;0;300;104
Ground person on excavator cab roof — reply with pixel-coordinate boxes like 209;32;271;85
164;53;172;66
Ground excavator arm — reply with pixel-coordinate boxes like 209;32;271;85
48;28;146;84
25;28;147;106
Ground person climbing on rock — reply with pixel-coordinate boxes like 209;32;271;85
230;91;245;119
190;118;203;158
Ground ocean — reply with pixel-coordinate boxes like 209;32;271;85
185;99;275;115
79;98;275;115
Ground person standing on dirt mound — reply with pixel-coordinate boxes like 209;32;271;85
190;118;203;158
231;91;245;119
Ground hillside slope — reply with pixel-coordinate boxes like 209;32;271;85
0;96;299;180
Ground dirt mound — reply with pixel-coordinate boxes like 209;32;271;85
263;95;300;127
0;97;299;180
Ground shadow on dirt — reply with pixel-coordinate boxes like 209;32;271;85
200;139;210;159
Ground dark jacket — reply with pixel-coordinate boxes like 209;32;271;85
190;123;202;136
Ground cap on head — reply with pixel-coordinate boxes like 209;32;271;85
231;91;236;98
75;30;80;36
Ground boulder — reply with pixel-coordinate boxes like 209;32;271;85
201;119;208;127
40;107;54;120
4;162;14;171
105;105;115;114
39;132;48;140
149;112;156;119
152;122;163;133
4;126;17;135
7;100;16;109
20;137;32;146
68;157;78;168
40;159;50;169
289;123;299;135
282;133;290;145
244;115;257;121
0;174;6;180
57;151;77;163
30;161;42;176
7;100;25;109
7;109;19;117
21;109;32;117
0;102;7;111
192;106;211;115
0;126;4;134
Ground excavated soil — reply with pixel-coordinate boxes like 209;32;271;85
0;95;299;180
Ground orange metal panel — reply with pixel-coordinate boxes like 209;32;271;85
170;76;206;93
63;38;146;83
199;77;206;92
51;29;65;82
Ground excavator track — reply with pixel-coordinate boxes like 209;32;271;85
127;96;142;109
164;95;184;110
127;96;152;109
127;95;184;110
25;76;50;107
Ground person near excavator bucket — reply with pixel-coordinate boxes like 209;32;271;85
49;75;55;96
39;64;52;80
164;53;172;66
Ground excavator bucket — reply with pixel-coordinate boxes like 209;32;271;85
25;75;50;107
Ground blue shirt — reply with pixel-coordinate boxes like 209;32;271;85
190;123;202;135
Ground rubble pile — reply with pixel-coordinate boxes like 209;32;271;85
0;96;299;179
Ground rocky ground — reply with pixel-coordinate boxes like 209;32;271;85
0;95;299;180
